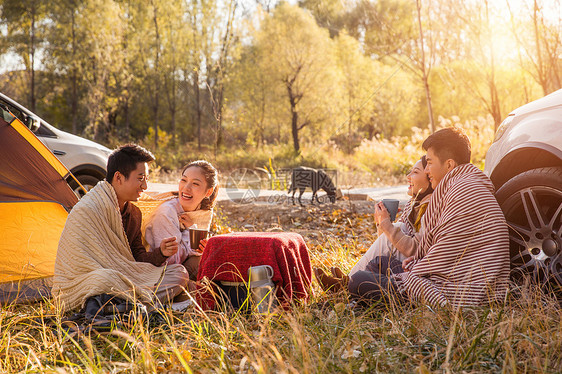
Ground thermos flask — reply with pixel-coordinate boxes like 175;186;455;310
248;265;277;313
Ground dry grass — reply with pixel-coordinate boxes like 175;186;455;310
148;116;495;193
2;201;561;373
2;284;561;372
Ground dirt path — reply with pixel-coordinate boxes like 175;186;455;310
147;182;409;203
214;198;390;251
147;182;409;251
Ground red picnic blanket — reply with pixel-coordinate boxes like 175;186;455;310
196;232;313;310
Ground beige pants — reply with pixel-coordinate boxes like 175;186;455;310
349;222;408;278
154;263;189;303
182;255;201;281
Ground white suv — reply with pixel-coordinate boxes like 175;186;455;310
484;89;562;287
0;92;111;197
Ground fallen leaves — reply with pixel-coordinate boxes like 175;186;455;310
215;200;379;250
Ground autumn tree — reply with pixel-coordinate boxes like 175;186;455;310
299;0;347;37
228;42;275;148
184;0;208;150
344;0;455;133
334;33;378;151
114;0;141;139
45;0;87;134
181;0;240;152
254;3;339;154
508;0;562;96
413;0;435;132
76;0;126;141
446;0;503;129
207;0;238;154
0;0;47;111
41;0;128;141
159;0;187;146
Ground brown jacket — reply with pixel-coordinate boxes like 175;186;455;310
121;202;168;266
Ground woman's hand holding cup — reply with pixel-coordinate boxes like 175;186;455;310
189;228;209;250
194;238;207;254
374;202;391;226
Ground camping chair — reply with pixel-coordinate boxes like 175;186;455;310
133;191;177;221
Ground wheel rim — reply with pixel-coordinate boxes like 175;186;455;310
502;186;562;286
73;183;94;199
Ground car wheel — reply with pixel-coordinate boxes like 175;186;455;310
69;174;101;199
495;167;562;287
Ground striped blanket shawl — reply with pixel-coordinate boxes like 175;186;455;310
393;163;510;307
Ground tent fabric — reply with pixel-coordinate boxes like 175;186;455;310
0;111;78;304
0;201;68;283
0;116;77;209
8;118;70;178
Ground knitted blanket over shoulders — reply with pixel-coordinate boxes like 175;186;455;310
393;163;510;307
53;181;164;311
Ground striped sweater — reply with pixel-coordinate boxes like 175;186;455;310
393;163;510;307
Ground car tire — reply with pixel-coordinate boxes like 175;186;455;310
69;174;102;199
495;167;562;287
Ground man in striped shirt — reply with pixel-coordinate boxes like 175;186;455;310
349;127;510;307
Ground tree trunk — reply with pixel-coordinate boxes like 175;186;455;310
194;70;201;151
422;74;435;133
291;106;300;154
29;5;36;112
416;0;435;133
71;71;78;133
172;81;176;145
152;2;160;150
533;0;548;95
164;67;177;146
215;84;223;150
71;9;78;134
287;86;300;153
485;1;501;131
124;99;130;138
347;93;353;153
169;75;176;146
171;106;176;145
258;86;266;148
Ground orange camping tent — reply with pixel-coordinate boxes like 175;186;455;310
0;105;78;304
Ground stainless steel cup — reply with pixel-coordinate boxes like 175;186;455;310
248;265;277;313
381;198;400;222
189;228;208;250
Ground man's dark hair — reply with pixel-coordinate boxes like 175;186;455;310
422;127;471;165
106;144;155;183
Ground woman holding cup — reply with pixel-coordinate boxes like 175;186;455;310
315;155;433;291
143;160;219;280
